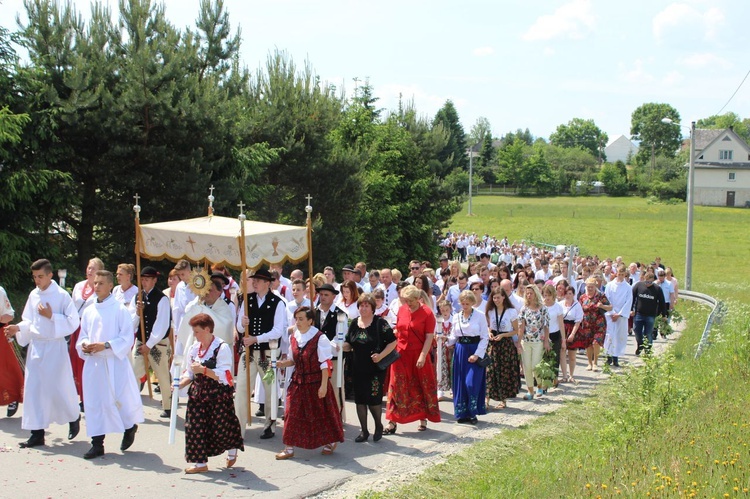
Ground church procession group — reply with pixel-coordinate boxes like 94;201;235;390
0;234;677;474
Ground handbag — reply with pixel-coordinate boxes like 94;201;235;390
374;317;400;370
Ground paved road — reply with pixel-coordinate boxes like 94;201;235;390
0;331;678;498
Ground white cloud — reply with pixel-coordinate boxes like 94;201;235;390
678;52;731;69
662;70;684;86
652;3;725;43
522;0;595;41
472;46;494;57
622;59;654;84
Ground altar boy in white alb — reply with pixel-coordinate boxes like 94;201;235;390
4;259;81;449
77;270;144;459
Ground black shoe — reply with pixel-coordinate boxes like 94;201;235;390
255;404;265;417
154;384;161;394
470;417;478;425
260;428;275;440
19;433;45;448
605;356;613;366
612;357;620;367
83;445;105;459
635;346;642;356
354;431;369;443
373;425;383;442
121;424;138;451
68;416;81;440
160;410;171;418
457;418;472;425
6;402;18;418
80;401;85;413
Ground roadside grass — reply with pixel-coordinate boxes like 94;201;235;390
364;196;750;497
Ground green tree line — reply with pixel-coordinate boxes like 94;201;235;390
0;0;466;292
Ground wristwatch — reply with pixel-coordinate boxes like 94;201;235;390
104;342;111;350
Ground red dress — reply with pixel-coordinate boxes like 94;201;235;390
0;326;23;406
578;291;610;347
386;304;441;424
283;330;344;449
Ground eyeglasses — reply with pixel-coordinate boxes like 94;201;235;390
411;267;420;271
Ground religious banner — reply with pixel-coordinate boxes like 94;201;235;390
137;216;308;269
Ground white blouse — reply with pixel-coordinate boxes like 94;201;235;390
546;301;563;333
560;299;584;323
184;336;233;385
447;310;490;358
487;307;519;333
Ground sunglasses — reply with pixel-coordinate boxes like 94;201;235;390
411;267;420;270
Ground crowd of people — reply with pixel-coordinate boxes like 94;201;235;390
0;234;678;473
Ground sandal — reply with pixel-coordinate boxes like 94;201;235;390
568;376;578;385
321;442;337;455
382;422;397;435
275;447;295;460
226;451;238;468
495;401;506;409
417;420;427;431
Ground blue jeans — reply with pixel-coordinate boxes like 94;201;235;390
633;314;656;350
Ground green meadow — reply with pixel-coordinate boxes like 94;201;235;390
366;196;750;497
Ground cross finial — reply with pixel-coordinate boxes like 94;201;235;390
237;200;245;215
133;193;141;216
209;185;215;198
305;194;312;206
134;193;140;205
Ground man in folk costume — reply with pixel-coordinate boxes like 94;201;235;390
235;268;286;440
0;284;23;417
313;283;348;421
76;271;143;459
5;259;81;448
176;274;235;365
129;266;173;418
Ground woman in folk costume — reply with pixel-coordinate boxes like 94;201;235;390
70;257;105;408
275;307;343;460
0;285;23;417
178;313;243;474
383;285;440;435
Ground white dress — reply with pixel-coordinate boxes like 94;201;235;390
76;296;144;436
15;281;80;430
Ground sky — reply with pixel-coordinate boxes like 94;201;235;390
2;0;749;143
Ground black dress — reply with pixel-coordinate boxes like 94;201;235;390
345;317;396;406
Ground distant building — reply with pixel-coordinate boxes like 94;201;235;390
693;128;750;207
604;135;638;164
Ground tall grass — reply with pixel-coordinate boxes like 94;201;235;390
367;197;750;497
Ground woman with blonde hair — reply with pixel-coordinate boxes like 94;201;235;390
541;284;565;386
518;285;550;400
384;285;440;434
447;290;489;424
578;277;612;371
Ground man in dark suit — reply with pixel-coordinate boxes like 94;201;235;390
314;283;347;420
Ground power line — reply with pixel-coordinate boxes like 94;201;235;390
716;67;750;115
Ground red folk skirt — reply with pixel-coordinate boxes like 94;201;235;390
385;348;441;424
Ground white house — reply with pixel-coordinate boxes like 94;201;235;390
693;128;750;207
604;135;638;164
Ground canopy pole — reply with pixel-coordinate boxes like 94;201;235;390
238;202;252;426
133;194;153;400
305;195;314;302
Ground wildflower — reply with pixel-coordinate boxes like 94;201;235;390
585;483;591;489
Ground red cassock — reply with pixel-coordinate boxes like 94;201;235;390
0;326;24;406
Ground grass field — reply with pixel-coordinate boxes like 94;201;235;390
367;196;750;498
